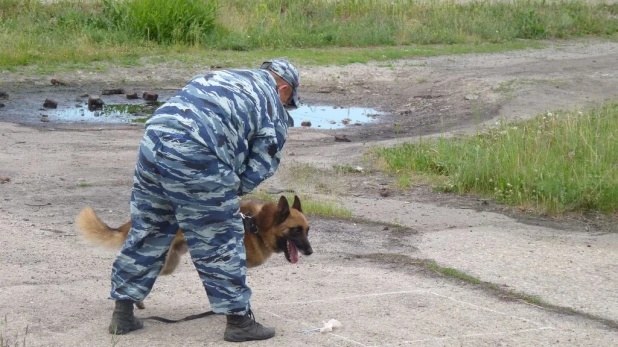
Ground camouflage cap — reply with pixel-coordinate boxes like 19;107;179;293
260;59;300;110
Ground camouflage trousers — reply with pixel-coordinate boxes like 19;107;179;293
110;129;251;316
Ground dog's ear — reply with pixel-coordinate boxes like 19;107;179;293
292;195;302;212
276;195;290;224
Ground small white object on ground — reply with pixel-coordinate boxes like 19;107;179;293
297;319;343;334
319;318;342;332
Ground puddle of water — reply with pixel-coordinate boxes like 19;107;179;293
47;103;160;123
289;105;381;129
46;103;381;128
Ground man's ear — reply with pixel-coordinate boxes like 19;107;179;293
277;83;290;95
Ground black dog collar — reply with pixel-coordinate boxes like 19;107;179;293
241;212;259;234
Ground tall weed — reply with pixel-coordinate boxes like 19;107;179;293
101;0;217;44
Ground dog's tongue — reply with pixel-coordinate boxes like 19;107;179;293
288;240;299;264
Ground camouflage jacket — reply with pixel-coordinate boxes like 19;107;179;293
145;69;290;195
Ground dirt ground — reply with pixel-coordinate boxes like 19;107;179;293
1;38;618;346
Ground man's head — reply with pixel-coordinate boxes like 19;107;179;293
260;59;300;110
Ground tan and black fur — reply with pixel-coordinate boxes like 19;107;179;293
76;195;312;308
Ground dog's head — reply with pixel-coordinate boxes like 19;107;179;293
273;195;312;264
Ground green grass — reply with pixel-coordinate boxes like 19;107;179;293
426;261;482;284
3;39;543;76
375;102;618;215
243;191;352;218
421;261;553;307
514;292;544;305
333;164;365;174
101;0;217;44
1;0;616;71
100;103;160;115
131;117;150;123
213;0;618;49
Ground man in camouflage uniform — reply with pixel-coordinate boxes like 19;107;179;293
107;59;299;342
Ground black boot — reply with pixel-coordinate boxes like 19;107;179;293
224;310;275;342
108;300;144;335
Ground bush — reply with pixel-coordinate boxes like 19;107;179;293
102;0;218;44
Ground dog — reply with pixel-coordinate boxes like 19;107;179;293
75;195;312;308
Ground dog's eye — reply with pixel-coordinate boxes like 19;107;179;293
290;227;302;234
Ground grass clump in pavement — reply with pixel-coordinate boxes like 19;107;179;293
426;261;482;284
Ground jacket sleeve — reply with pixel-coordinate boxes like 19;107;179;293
237;105;289;196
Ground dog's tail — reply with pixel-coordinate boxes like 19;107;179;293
75;207;130;249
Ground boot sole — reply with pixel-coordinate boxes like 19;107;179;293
109;323;144;335
224;332;275;342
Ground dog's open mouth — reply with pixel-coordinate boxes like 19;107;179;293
284;239;299;264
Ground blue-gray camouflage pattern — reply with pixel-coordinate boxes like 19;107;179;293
146;68;290;195
110;67;294;315
260;59;300;109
